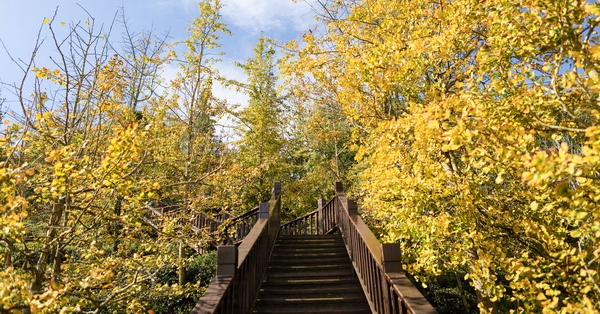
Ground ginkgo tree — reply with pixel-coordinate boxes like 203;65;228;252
282;0;600;312
0;3;226;311
0;17;163;311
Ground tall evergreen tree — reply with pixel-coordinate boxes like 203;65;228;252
234;37;286;206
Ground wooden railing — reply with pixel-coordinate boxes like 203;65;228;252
142;206;163;228
143;204;260;244
192;183;281;313
192;182;436;314
280;198;336;235
228;207;260;243
333;182;437;314
190;213;220;234
142;205;188;231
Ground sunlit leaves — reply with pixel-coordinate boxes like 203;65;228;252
1;7;215;312
283;0;600;311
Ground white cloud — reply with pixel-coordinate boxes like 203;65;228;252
159;60;247;107
214;60;249;106
150;0;197;12
221;0;314;34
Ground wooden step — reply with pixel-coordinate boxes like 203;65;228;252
268;255;351;265
267;260;352;269
271;246;348;253
273;240;345;247
259;275;362;287
252;297;371;313
277;234;342;240
252;233;371;313
274;240;345;246
259;282;364;294
264;268;355;279
270;250;347;259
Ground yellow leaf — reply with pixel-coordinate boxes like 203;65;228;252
427;120;439;129
43;18;50;24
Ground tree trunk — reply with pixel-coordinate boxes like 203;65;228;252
3;240;13;269
111;196;123;254
31;197;65;294
178;242;187;285
455;271;471;312
51;248;63;282
476;290;497;313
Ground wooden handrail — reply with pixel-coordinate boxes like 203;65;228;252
192;182;281;313
191;182;436;313
334;183;437;314
279;209;318;235
229;207;260;242
279;197;336;235
232;206;260;221
143;204;260;245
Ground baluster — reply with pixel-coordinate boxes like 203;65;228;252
317;199;326;234
302;218;306;235
305;217;309;234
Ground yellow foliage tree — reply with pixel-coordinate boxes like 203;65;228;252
283;0;600;312
0;8;212;311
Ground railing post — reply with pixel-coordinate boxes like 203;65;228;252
318;198;326;234
347;199;358;216
382;243;438;314
335;181;344;194
272;182;281;198
259;202;269;219
381;243;402;273
216;245;238;276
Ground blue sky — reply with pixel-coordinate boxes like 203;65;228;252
0;0;316;113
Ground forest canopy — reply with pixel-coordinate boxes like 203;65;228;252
281;0;600;312
1;0;600;313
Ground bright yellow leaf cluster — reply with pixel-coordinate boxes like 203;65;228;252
282;0;600;311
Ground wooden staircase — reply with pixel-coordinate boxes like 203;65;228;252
193;182;437;314
252;234;371;313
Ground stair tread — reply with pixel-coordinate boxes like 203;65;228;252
253;302;370;313
267;262;352;269
253;307;370;314
253;233;370;313
277;234;342;239
257;289;365;298
272;252;348;256
255;296;368;303
265;271;355;279
274;244;345;248
269;256;350;262
253;298;370;306
260;276;362;285
275;240;344;244
259;285;364;292
272;247;348;252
